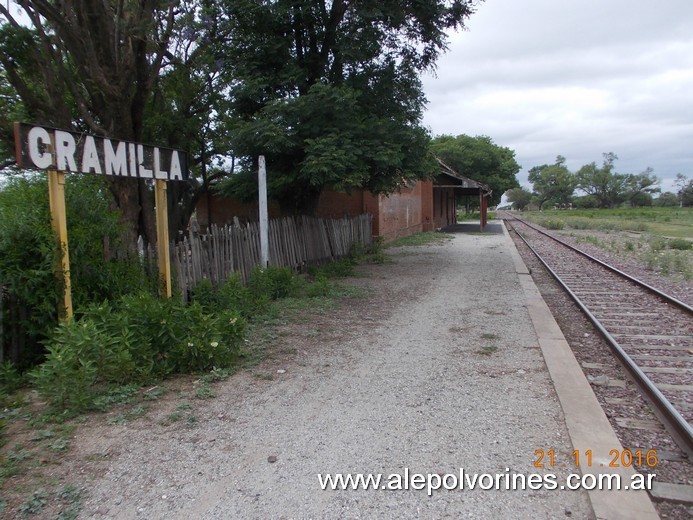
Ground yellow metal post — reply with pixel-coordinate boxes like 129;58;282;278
47;169;73;321
155;179;172;298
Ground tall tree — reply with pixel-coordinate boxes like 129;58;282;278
429;134;520;206
0;69;25;168
505;187;532;211
0;1;179;249
654;192;678;207
623;167;659;207
527;155;576;209
575;152;627;209
141;3;235;236
674;173;693;207
214;0;479;214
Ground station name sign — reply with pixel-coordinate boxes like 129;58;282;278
14;123;188;181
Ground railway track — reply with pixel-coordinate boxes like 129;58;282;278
502;214;692;513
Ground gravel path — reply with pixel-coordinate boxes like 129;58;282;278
76;231;591;519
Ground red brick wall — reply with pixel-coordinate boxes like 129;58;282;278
314;188;427;241
195;182;435;241
421;180;434;231
315;190;364;218
196;193;282;230
432;187;457;229
376;183;426;241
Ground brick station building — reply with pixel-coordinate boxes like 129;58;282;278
196;159;491;241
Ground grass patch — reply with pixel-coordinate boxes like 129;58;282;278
476;346;498;356
521;207;692;278
523;207;692;238
667;238;692;250
457;211;496;222
387;231;454;247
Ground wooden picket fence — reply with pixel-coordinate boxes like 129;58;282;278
171;214;372;298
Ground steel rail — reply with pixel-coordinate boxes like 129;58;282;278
504;218;693;459
505;214;693;315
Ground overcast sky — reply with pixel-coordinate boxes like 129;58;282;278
421;0;693;195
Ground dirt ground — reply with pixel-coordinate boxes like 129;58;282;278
4;228;594;519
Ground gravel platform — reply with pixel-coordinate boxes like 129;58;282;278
79;231;593;519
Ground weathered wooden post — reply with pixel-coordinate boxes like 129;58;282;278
258;155;269;268
47;169;74;320
155;179;172;297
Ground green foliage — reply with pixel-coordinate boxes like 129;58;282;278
29;292;246;412
527;155;576;209
655;192;679;207
0;174;60;360
643;249;692;278
575;152;629;209
505;187;532;210
430;134;520;206
0;362;23;394
214;1;476;213
193;266;305;319
526;153;661;210
350;239;387;264
667;238;692;251
539;218;565;230
18;489;49;517
564;218;592;230
675;174;693;207
623;168;660;207
0;174;157;368
29;340;99;412
572;195;599;209
0;68;28;163
311;258;356;279
249;266;297;300
525;207;692;238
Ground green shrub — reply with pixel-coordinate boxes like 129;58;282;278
29;341;98;411
0;362;23;394
0;174;158;369
565;218;593;230
166;306;245;373
649;238;667;252
596;221;618;231
190;279;218;310
618;221;648;232
246;265;298;309
305;273;333;298
312;258;356;278
264;266;297;299
30;292;246;412
667;238;692;251
351;239;386;264
572;195;599;209
192;275;252;316
541;218;565;230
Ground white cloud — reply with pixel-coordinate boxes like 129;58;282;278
422;0;693;193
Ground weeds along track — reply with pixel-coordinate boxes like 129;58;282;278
503;215;692;456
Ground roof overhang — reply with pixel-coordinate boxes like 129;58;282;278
433;158;492;197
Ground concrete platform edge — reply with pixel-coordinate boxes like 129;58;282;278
500;221;660;520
